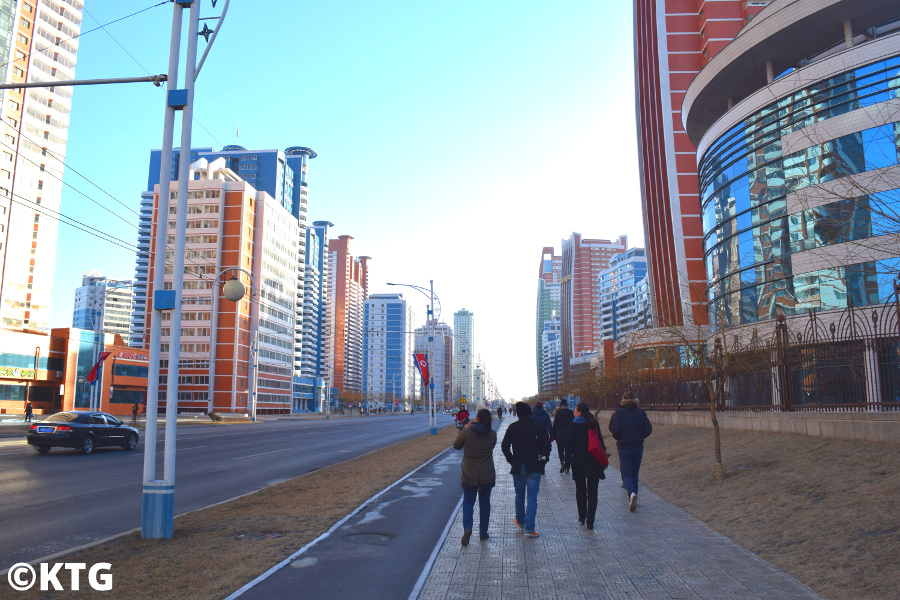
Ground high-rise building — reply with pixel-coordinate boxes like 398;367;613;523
72;272;134;345
683;0;900;330
598;248;649;342
535;246;561;394
362;293;414;409
0;0;83;333
541;315;562;394
132;145;315;358
634;0;769;329
294;220;332;411
327;235;369;396
452;309;474;404
560;233;627;385
144;158;297;415
415;319;452;409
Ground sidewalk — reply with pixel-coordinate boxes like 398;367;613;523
415;419;824;600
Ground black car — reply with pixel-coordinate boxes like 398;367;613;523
27;411;139;455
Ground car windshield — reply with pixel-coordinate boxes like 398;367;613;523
105;415;121;426
44;413;79;423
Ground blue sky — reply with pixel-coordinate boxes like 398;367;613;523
51;0;644;401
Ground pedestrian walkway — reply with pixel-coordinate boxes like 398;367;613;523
415;418;823;600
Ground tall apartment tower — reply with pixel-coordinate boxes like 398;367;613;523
541;315;562;394
452;309;474;404
144;158;297;415
598;248;649;342
362;293;414;407
327;235;369;396
72;272;134;345
0;0;82;332
634;0;769;328
560;233;627;386
535;246;561;393
132;145;315;354
415;319;453;409
295;220;332;411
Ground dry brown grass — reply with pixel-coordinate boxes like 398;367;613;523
632;424;900;600
6;427;456;600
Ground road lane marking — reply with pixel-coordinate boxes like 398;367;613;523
234;448;291;461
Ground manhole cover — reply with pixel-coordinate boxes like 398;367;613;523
344;533;393;545
233;532;283;541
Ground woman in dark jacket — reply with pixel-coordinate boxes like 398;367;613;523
564;403;607;529
453;408;497;545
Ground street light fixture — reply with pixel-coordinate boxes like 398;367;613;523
387;280;439;434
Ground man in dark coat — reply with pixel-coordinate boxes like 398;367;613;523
552;399;575;473
609;391;652;512
501;401;551;537
532;401;553;442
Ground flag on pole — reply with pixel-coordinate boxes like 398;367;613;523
85;352;112;384
413;353;429;383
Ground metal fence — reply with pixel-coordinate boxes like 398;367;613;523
599;294;900;413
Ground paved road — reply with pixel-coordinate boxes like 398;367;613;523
0;413;452;571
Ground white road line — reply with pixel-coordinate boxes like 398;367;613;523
233;448;291;461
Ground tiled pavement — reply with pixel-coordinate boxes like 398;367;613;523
416;419;824;600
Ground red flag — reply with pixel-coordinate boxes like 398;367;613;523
85;351;112;384
413;353;429;383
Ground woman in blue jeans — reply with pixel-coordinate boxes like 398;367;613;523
452;408;497;546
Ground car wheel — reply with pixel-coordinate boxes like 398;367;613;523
123;433;137;451
80;436;94;455
35;446;50;454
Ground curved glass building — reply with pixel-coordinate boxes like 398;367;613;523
684;0;900;330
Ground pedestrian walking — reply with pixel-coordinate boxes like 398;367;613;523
609;391;652;512
564;403;607;529
24;400;33;423
532;401;553;444
501;401;551;538
453;408;497;546
496;406;502;421
131;401;140;426
552;399;575;473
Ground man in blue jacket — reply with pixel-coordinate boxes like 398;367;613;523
609;391;652;512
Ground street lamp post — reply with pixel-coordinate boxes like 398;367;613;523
387;280;439;434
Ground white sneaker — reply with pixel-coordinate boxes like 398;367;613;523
628;493;637;512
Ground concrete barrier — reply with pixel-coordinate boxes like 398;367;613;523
595;410;900;444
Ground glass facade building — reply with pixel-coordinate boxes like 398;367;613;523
685;1;900;331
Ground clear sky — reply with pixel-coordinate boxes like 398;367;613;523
50;0;644;401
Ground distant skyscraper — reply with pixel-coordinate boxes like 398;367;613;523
536;246;561;394
72;272;134;345
327;235;369;396
0;0;83;332
541;315;562;394
560;233;627;385
452;309;474;404
415;319;452;409
295;220;332;411
634;1;768;328
363;293;414;408
598;248;649;342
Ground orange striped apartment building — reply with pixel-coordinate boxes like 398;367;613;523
145;158;297;416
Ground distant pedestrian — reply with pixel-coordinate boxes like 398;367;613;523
24;400;33;423
131;401;140;426
609;391;652;512
453;408;497;545
564;403;607;529
501;401;551;538
552;399;575;473
532;401;553;444
496;406;502;421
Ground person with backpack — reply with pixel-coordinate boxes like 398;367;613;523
564;403;607;529
552;399;575;473
501;401;551;538
609;391;653;512
453;408;497;546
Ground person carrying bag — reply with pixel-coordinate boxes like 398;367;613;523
564;403;607;530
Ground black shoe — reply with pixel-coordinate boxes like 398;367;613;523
560;466;566;473
480;533;489;541
578;517;585;525
587;523;594;530
462;529;472;546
